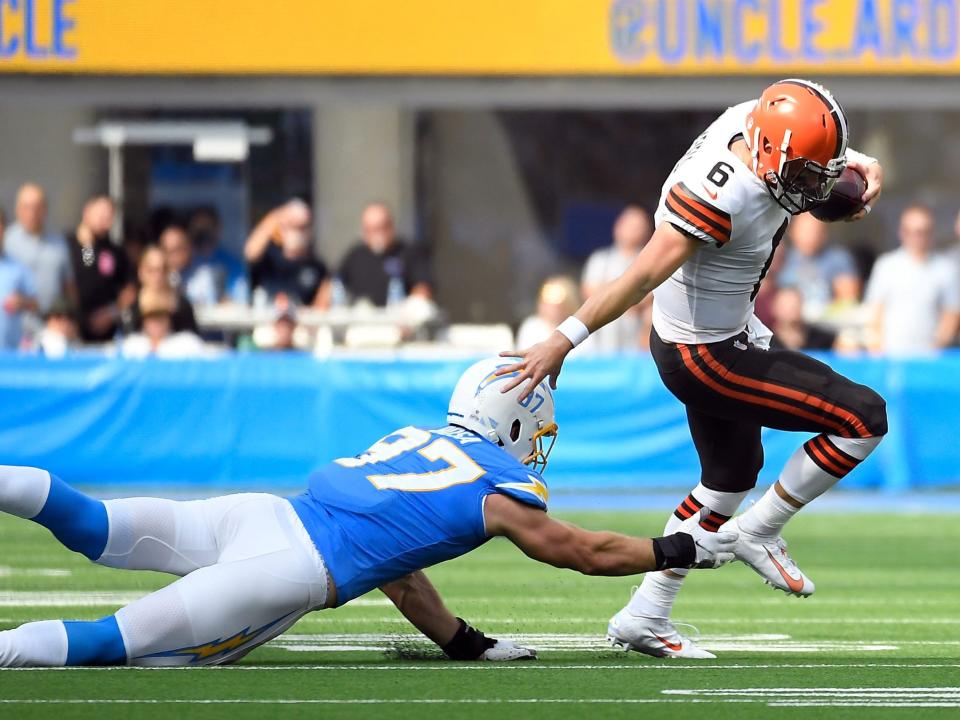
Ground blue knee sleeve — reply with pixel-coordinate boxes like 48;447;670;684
64;616;127;666
31;474;108;561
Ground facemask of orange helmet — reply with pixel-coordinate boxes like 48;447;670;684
745;79;849;215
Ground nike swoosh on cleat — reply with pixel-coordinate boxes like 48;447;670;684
764;547;805;593
653;633;683;653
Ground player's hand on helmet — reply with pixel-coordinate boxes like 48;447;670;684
442;618;537;661
497;331;573;401
846;159;883;222
678;511;738;569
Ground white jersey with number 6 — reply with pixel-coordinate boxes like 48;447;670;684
652;101;790;345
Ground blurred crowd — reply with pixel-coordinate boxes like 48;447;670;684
1;180;959;359
520;203;960;357
0;183;434;357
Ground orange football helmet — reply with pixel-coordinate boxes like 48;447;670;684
744;79;849;214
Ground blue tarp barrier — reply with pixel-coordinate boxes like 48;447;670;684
0;352;956;491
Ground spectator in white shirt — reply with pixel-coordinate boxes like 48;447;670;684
580;206;652;352
865;205;960;355
4;183;73;316
0;208;38;350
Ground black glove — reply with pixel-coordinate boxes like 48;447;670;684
441;617;496;660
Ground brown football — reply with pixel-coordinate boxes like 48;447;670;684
810;166;866;222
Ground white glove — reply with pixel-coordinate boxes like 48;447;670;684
480;639;538;661
678;511;738;569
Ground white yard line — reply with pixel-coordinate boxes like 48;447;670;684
0;620;950;656
0;592;145;607
1;698;958;708
0;699;727;705
4;662;958;672
2;589;955;607
0;593;390;610
773;702;960;707
666;687;960;695
288;616;960;626
474;617;960;625
665;687;960;708
271;632;904;653
0;567;71;577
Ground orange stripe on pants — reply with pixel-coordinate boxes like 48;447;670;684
677;345;853;436
697;346;870;438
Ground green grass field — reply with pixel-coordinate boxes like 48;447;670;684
1;508;958;719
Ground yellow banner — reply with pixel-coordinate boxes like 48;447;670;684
0;0;957;75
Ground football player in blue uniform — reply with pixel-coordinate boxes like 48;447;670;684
0;358;736;667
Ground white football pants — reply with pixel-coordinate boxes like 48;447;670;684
101;493;329;666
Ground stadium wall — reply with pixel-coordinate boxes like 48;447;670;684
0;353;954;493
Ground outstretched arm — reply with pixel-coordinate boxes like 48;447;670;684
484;494;735;575
485;495;657;575
498;223;702;399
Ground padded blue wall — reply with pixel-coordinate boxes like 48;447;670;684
0;352;955;491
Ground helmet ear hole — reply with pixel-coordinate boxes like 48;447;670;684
762;136;773;153
510;419;521;442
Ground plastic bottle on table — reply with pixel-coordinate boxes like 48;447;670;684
330;276;348;308
387;276;405;308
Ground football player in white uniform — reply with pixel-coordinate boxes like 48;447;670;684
498;79;887;658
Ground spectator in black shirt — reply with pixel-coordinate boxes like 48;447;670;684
125;246;198;335
338;203;433;307
244;200;327;306
67;196;136;342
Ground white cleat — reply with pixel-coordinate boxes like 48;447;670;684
606;609;716;659
720;517;815;597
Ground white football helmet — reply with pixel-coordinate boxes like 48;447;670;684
448;357;558;472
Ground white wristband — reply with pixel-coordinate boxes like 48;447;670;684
556;316;590;348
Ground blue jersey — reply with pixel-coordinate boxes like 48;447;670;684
289;425;548;605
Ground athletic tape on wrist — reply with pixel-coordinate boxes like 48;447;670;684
556;316;589;348
651;533;697;570
442;618;495;660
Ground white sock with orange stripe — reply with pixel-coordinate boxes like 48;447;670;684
626;484;748;618
738;434;882;537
